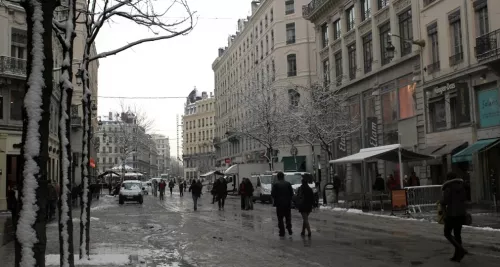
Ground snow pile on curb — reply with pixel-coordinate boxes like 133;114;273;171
320;205;500;232
45;254;130;266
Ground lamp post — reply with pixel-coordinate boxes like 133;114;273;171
385;33;426;62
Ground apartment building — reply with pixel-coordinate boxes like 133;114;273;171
303;0;424;193
151;134;171;175
212;0;317;172
182;88;216;179
416;0;500;203
96;111;158;177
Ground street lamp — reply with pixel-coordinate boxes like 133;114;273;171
386;33;426;61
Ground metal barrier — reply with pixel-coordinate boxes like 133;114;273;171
405;185;442;213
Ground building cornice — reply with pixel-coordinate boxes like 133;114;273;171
302;0;344;23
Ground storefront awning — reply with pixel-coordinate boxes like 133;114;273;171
419;145;445;155
225;164;238;175
433;141;468;156
452;138;500;163
200;171;215;177
329;144;433;164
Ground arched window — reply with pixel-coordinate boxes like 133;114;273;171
288;89;300;107
287;54;297;76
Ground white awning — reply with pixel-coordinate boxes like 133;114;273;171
124;172;143;177
111;164;134;171
200;171;215;177
224;164;238;175
329;144;433;164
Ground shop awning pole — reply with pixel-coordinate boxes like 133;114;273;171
398;148;404;187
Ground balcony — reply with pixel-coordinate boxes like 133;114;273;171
426;61;440;75
476;29;500;73
303;0;342;21
449;52;464;66
0;56;27;78
71;116;82;128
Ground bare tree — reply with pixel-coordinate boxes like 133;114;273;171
228;78;290;170
290;83;361;181
76;0;194;258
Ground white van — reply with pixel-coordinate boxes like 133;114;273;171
256;172;277;203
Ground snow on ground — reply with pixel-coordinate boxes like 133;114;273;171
320;205;500;232
45;254;130;266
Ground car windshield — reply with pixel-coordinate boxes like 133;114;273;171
123;183;141;190
260;175;275;184
284;174;302;185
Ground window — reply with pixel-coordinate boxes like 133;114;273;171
260;40;264;59
348;44;356;80
10;85;23;121
287;54;297;76
10;28;27;59
363;33;373;73
333;19;341;40
285;0;294;15
423;0;436;7
428;97;447;131
382;89;398;125
449;10;463;66
270;9;274;22
265;35;269;54
286;23;296;44
380;23;391;66
321;23;328;48
0;94;4;119
271;60;276;80
398;75;417;119
349;97;361;153
335;52;343;85
288;89;300;108
265;16;268;28
427;22;440;73
364;95;377;147
399;9;413;57
346;6;355;31
260;21;263;33
475;1;489;37
361;0;371;21
322;59;330;87
378;0;389;9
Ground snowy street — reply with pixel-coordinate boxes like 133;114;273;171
2;192;500;266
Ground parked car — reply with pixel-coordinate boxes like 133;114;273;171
142;182;151;195
119;180;144;205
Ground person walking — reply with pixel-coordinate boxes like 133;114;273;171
213;176;228;210
183;180;187;193
244;178;254;210
159;180;166;200
169;180;175;195
238;179;246;210
179;181;184;197
189;179;203;211
441;172;468;262
47;180;57;221
7;184;17;231
333;174;342;203
296;176;314;237
271;172;294;237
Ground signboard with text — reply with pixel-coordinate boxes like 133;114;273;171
478;89;500;128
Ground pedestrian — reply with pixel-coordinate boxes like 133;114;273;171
183;180;187;193
244;178;254;210
440;172;468;262
408;171;421;187
169;180;175;195
296;175;314;237
179;181;184;197
7;184;17;231
238;179;246;210
189;179;203;211
213;176;228;210
47;180;57;221
108;182;112;195
271;171;294;237
333;174;341;203
161;180;168;200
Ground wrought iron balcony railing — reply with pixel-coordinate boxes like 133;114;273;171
0;56;27;77
476;29;500;61
427;61;440;74
449;51;464;66
71;116;82;128
302;0;330;19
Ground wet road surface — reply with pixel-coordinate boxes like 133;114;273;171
4;191;500;266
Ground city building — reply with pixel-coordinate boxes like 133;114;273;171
415;0;500;203
212;0;318;172
182;88;216;179
303;0;423;193
0;2;99;209
96;111;157;178
151;134;171;175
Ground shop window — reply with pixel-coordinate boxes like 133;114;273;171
477;88;500;128
382;90;398;125
364;95;377;147
349;96;361;153
428;97;447;132
10;85;23;121
398;76;417;119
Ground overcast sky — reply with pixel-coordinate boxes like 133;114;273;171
95;0;252;159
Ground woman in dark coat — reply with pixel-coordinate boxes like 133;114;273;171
297;176;314;236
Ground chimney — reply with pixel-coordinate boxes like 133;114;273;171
251;1;260;15
108;111;112;120
218;48;224;57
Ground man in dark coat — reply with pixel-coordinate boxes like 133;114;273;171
213;177;227;210
189;180;203;211
440;172;468;262
271;172;294;237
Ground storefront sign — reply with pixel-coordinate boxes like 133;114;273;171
366;117;378;148
225;158;231;164
391;189;408;211
337;135;347;157
434;83;456;95
455;83;471;124
478;89;500;128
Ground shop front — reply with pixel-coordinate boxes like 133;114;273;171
0;131;22;211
